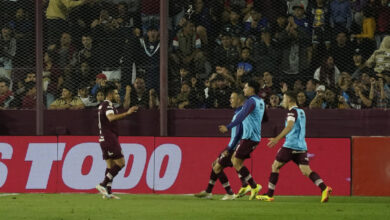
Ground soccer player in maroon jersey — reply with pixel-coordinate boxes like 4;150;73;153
96;82;138;199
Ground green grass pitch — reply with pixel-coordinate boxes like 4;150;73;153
1;194;389;220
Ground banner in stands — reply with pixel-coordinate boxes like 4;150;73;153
0;137;351;195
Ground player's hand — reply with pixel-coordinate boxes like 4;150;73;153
218;125;228;133
267;138;279;148
127;106;138;114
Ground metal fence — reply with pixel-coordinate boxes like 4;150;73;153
1;0;390;132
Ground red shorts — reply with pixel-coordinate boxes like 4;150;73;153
275;147;309;165
234;139;259;160
99;136;123;160
217;150;233;168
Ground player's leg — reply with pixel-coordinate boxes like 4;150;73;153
299;164;332;203
232;144;261;201
195;159;220;199
213;161;235;200
258;148;292;201
96;159;114;197
295;151;331;202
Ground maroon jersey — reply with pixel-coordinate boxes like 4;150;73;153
98;100;119;141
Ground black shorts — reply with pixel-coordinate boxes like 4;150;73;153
235;139;259;160
99;136;123;160
275;147;309;165
217;150;233;168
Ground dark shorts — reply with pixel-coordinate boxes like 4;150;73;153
235;139;259;160
99;136;123;160
275;147;309;165
217;150;233;168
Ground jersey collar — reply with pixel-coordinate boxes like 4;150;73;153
289;105;298;111
104;100;113;105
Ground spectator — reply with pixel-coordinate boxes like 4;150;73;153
252;30;277;74
297;90;309;108
49;85;85;110
0;25;16;81
45;0;88;45
77;84;97;108
213;33;240;70
310;86;344;109
292;5;311;34
347;79;372;109
351;49;366;78
136;25;160;91
91;73;107;96
191;0;214;46
375;0;390;48
236;47;255;75
205;74;233;108
369;75;388;108
123;77;157;109
243;8;269;38
169;65;192;96
72;34;98;69
366;36;390;73
221;7;244;40
279;16;311;76
293;79;305;92
286;0;309;15
330;0;352;33
338;71;354;94
172;20;205;72
95;88;105;104
12;72;36;108
21;81;36;109
305;78;318;101
314;55;341;87
72;61;95;88
268;93;282;109
91;9;123;71
188;75;205;108
331;31;354;72
171;82;192;109
43;52;62;105
47;32;76;70
9;8;34;68
0;77;14;109
209;64;235;85
258;71;279;103
307;0;331;49
350;0;367;29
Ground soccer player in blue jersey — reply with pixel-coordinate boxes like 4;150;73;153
219;80;266;200
257;91;332;203
195;92;246;200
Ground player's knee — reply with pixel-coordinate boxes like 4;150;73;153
300;168;311;177
213;164;222;173
271;162;280;172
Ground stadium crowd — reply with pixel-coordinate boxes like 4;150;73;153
0;0;389;110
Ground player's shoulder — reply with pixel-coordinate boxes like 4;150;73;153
98;100;113;110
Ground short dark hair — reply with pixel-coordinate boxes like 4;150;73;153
25;81;36;92
103;81;118;96
232;90;246;102
0;77;10;87
284;90;297;103
246;80;260;94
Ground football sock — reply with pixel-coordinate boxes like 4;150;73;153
238;166;257;188
267;172;279;197
309;172;326;191
101;165;123;187
218;171;233;195
206;170;218;193
104;168;112;194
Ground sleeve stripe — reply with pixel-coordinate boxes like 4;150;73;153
106;110;114;116
287;116;296;122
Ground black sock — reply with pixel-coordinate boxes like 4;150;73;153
309;172;327;191
205;170;218;193
267;172;279;197
238;166;257;188
218;171;233;195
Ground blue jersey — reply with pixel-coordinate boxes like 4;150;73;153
283;107;307;151
226;95;265;142
227;106;243;152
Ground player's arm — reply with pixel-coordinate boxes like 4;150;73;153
267;111;296;148
226;122;243;153
106;106;138;122
219;99;255;133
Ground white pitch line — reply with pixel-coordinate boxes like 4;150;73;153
0;193;19;197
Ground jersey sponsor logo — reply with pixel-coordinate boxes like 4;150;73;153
107;151;114;156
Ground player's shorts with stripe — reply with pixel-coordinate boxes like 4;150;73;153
217;150;233;167
235;139;259;160
99;134;123;160
275;147;309;165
